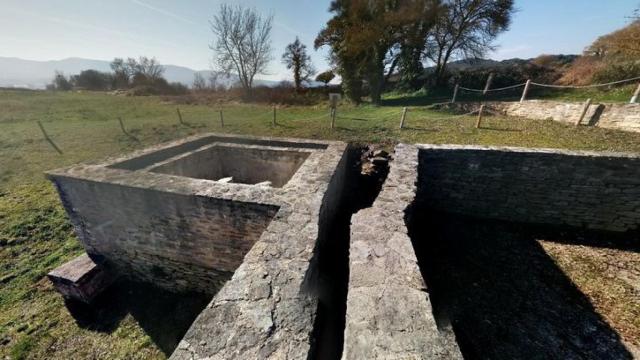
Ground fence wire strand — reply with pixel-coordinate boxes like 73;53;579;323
459;83;526;93
531;76;640;89
456;75;640;93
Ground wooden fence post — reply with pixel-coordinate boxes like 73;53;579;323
483;73;494;95
399;107;408;129
219;110;224;127
451;84;459;103
520;80;531;103
177;108;184;124
273;106;277;126
331;108;336;130
118;117;128;135
576;98;592;126
631;83;640;104
37;121;63;154
475;105;485;129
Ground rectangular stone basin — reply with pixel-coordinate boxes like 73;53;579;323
46;134;342;295
146;144;310;187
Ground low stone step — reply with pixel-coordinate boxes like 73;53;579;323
47;254;115;303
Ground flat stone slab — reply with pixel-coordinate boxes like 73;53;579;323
343;144;462;359
47;253;115;303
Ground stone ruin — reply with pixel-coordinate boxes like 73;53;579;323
46;133;640;359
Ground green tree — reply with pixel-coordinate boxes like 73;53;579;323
316;0;439;104
51;71;72;91
425;0;515;86
71;70;112;91
110;58;130;89
315;70;336;86
282;37;315;92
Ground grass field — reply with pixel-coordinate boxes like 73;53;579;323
1;89;639;359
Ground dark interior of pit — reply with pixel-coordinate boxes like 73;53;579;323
308;145;390;360
406;207;638;359
64;279;220;356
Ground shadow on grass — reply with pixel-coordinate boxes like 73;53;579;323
477;126;523;132
336;116;370;121
405;209;634;360
64;280;214;355
400;127;439;132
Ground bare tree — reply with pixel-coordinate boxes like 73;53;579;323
135;56;165;81
210;4;273;96
193;73;207;91
282;37;315;92
425;0;514;85
110;58;130;88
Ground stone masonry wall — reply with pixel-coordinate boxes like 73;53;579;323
446;100;640;133
417;145;640;232
51;177;278;293
171;141;349;359
343;144;462;359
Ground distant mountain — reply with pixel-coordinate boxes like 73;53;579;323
426;55;579;72
0;57;278;89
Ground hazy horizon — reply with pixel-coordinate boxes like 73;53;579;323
1;0;638;82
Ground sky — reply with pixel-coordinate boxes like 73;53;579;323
0;0;638;81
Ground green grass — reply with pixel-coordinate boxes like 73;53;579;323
1;89;640;359
382;83;639;105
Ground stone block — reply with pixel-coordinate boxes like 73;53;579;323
47;253;115;303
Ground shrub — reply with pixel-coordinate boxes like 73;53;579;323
592;61;640;84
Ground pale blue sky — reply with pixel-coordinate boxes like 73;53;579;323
0;0;638;81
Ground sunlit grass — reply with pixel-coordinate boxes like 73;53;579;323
1;89;639;359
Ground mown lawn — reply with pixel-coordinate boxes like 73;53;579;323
1;89;639;359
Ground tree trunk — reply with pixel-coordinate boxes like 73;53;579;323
368;47;386;105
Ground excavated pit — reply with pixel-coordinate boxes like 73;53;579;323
405;145;640;359
407;211;636;359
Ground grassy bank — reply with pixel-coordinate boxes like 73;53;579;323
1;89;639;359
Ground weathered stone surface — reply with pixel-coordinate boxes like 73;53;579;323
444;100;640;133
167;137;348;359
47;253;115;303
417;144;640;232
48;133;349;359
344;144;462;360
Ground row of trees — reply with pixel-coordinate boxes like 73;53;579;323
209;4;331;97
315;0;514;104
208;1;514;103
49;56;187;94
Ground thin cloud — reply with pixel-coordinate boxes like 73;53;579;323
274;21;307;38
5;6;176;50
131;0;198;26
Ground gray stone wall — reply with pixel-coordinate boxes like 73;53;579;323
344;144;462;359
417;145;640;232
172;142;349;359
51;177;278;293
446;100;640;133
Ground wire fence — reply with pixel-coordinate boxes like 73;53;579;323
23;103;497;156
452;75;640;104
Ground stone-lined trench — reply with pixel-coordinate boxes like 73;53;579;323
308;146;390;360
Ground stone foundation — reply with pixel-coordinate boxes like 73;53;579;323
47;133;349;358
344;144;462;359
417;145;640;232
444;100;640;133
